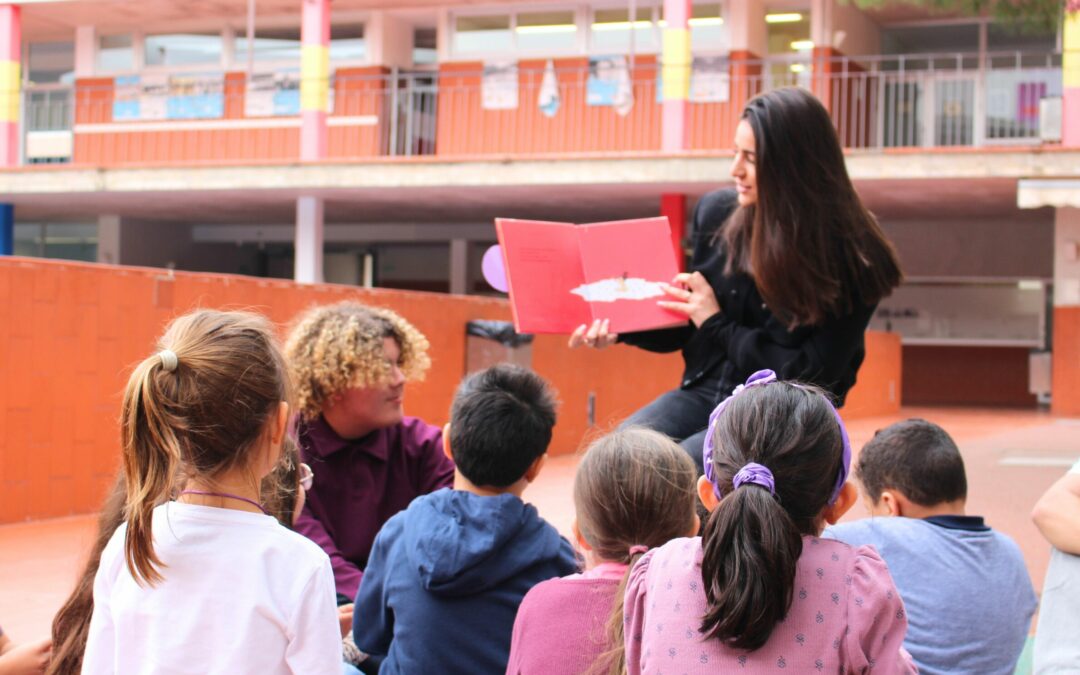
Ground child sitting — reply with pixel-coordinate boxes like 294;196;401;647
506;428;699;675
82;310;341;674
624;370;915;674
827;419;1036;675
353;364;578;675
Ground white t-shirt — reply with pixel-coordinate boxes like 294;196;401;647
82;502;341;675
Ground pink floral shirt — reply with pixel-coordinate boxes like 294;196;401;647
624;536;918;674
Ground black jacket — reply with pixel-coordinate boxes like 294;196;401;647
620;188;876;407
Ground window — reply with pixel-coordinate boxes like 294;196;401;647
145;32;224;67
454;14;513;55
590;6;659;53
14;223;97;262
97;34;134;72
414;27;437;65
330;23;366;61
236;27;302;63
27;42;74;85
690;3;726;53
516;10;577;52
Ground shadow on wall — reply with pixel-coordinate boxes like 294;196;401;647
0;257;899;523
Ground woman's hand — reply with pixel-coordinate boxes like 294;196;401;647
658;272;721;328
568;319;619;349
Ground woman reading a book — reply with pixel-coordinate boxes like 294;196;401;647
569;87;902;471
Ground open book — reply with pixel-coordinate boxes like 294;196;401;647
494;216;686;334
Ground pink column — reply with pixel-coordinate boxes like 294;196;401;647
661;0;691;153
0;5;21;167
300;0;330;161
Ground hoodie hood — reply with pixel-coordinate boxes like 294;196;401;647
403;489;570;597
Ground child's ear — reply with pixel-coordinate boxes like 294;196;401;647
524;453;547;483
572;519;593;551
879;490;904;517
271;402;289;447
697;475;720;513
442;423;453;462
823;482;858;525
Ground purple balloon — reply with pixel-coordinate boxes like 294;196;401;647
482;245;509;293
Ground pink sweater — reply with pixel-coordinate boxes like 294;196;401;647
625;536;918;674
506;563;628;675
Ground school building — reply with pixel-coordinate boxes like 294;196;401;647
0;0;1076;413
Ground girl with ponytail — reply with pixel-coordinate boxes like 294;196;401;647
623;370;917;674
81;310;341;675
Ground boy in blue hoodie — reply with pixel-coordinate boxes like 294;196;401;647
353;364;578;675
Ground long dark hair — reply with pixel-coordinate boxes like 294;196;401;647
700;382;845;651
723;87;902;328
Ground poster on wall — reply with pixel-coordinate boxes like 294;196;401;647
245;71;302;117
587;55;633;116
111;73;225;121
690;56;730;103
482;61;519;110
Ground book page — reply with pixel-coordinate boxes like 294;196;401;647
495;219;592;334
576;217;686;334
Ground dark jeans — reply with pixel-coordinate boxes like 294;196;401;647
621;379;724;474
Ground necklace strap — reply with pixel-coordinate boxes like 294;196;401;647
178;490;270;516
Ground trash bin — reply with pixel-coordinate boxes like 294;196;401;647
465;320;533;374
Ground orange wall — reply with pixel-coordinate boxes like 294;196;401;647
0;257;900;523
72;68;385;166
1052;307;1080;416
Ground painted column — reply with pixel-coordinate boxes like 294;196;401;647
300;0;330;161
449;238;468;295
0;5;20;167
726;0;766;141
661;0;691;153
294;196;324;283
1052;207;1080;415
1064;5;1080;147
0;203;12;255
660;193;687;271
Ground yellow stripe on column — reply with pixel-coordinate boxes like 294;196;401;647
0;60;19;123
662;28;690;101
300;44;330;112
1065;10;1080;88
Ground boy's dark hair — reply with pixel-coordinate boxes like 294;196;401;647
855;418;967;506
449;364;557;488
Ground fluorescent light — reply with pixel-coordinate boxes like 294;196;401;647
766;13;803;23
592;20;653;31
790;39;815;51
515;24;578;34
1018;280;1044;291
789;63;806;73
688;17;724;26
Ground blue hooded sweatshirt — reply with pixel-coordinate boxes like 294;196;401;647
353;488;578;675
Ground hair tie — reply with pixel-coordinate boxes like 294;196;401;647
158;349;179;373
732;462;776;496
628;545;649;557
702;369;851;505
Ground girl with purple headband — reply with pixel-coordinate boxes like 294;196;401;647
623;370;917;674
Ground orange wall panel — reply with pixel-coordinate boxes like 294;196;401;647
688;51;763;151
1052;307;1080;416
903;345;1036;407
0;257;901;523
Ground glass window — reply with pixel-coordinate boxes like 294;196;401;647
27;42;74;85
13;223;97;262
516;10;577;52
690;3;726;52
591;7;659;53
145;32;223;67
454;14;513;55
330;23;366;61
236;27;302;63
414;27;437;65
97;34;134;72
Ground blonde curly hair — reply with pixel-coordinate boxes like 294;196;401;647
284;302;432;420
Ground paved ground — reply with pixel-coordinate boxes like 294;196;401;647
1;406;1075;647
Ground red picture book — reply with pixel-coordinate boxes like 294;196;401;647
494;216;686;334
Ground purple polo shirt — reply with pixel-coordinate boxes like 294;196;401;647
293;415;454;600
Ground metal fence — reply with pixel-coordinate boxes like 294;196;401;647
19;49;1064;165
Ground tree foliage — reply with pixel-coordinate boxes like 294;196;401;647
850;0;1066;35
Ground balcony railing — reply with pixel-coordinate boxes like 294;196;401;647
19;49;1064;166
